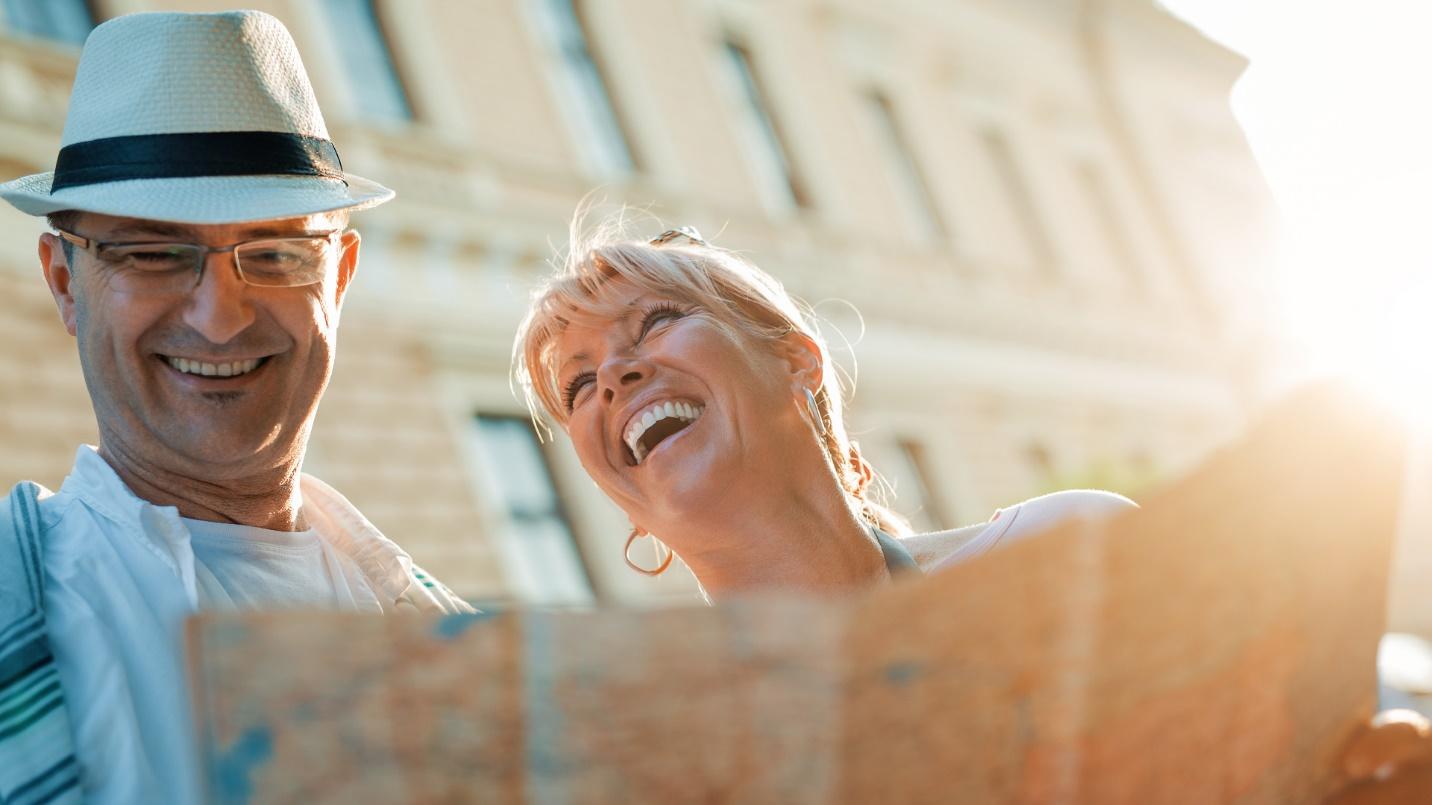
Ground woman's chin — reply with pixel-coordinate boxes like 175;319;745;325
618;422;749;524
640;464;744;529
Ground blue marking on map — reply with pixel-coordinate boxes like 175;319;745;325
291;700;317;723
210;726;273;804
434;611;495;640
884;661;924;687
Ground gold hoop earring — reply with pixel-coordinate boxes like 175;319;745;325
624;528;674;576
804;387;828;436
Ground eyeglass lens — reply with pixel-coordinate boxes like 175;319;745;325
97;238;337;290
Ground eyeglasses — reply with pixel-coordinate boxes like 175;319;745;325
649;226;707;247
54;227;346;292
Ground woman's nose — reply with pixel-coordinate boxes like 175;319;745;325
598;359;647;404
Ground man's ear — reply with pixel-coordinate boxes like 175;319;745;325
39;233;78;336
774;331;824;392
334;228;360;304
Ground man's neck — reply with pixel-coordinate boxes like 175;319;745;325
96;442;307;531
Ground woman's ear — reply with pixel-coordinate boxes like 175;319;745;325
774;331;824;392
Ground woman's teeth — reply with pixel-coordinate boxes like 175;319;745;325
166;356;262;378
624;400;703;465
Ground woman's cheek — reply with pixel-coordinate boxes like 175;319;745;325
567;416;600;469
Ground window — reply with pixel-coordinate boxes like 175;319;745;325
719;39;809;213
2;0;93;45
530;0;636;176
891;438;952;532
1025;442;1056;492
981;128;1058;274
321;0;413;122
471;415;595;607
1077;159;1144;289
864;90;947;244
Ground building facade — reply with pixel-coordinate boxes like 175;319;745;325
0;0;1281;608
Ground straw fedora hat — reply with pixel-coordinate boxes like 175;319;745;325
0;10;393;224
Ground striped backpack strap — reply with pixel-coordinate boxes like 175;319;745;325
0;482;81;805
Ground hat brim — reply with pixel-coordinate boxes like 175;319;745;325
0;171;394;224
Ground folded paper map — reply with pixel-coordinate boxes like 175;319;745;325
189;385;1409;803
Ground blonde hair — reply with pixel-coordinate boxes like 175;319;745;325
513;215;911;536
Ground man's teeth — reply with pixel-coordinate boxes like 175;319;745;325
165;356;261;378
625;400;703;465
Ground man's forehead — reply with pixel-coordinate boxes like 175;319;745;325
77;211;342;239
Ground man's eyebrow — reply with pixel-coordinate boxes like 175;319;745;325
105;220;194;240
100;220;336;241
239;225;334;239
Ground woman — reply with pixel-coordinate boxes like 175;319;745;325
512;219;1432;797
513;221;1132;598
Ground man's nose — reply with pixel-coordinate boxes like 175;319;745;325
180;251;255;345
598;357;648;404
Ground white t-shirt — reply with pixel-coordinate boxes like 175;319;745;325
184;518;383;612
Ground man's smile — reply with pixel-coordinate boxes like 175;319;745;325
157;354;274;385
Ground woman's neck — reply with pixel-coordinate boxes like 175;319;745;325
667;468;889;600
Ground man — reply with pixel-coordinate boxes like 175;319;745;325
0;11;470;804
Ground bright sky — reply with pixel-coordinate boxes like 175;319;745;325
1160;0;1432;421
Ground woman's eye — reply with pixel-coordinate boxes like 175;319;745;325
638;304;686;339
563;372;595;412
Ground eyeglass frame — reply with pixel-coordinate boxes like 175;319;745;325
649;226;708;247
52;226;349;290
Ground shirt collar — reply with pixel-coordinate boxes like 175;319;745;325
61;445;163;525
60;445;200;601
57;445;468;613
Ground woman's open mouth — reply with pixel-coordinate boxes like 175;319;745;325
623;400;704;466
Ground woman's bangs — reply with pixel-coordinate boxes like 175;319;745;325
519;239;813;422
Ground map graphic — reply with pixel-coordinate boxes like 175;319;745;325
190;386;1405;803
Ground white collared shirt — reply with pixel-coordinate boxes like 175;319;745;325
37;446;471;805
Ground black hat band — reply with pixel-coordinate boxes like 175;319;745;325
50;131;345;193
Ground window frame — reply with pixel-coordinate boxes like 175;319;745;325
1075;156;1147;291
718;35;813;213
527;0;641;178
864;87;949;244
892;436;953;533
470;412;600;607
321;0;418;124
979;126;1060;276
